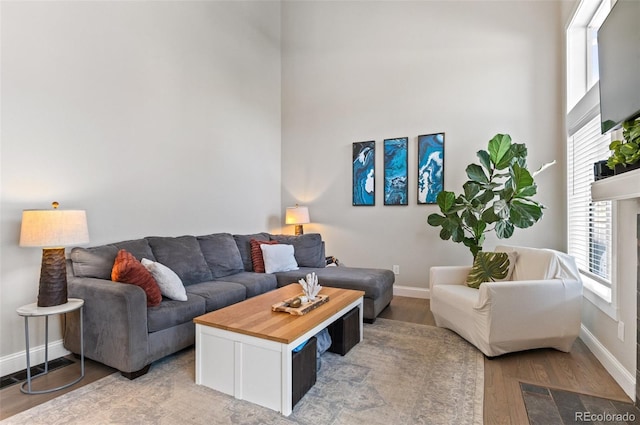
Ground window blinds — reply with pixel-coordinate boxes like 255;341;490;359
567;114;613;287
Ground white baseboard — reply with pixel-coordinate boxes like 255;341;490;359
394;285;430;299
0;338;70;377
580;324;635;400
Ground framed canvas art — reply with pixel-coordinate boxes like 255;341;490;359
352;141;375;206
383;137;408;206
417;133;444;204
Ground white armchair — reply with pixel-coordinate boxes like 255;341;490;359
429;245;583;357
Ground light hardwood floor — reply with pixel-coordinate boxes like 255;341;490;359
378;296;632;425
0;296;632;423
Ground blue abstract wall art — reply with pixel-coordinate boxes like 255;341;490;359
417;133;444;204
352;141;375;206
383;137;408;206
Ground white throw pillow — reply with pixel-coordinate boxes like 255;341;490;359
260;244;299;274
141;258;187;301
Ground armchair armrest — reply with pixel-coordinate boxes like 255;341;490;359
429;266;471;292
476;278;582;341
64;276;150;373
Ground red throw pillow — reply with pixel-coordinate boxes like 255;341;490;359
250;239;279;273
111;249;162;307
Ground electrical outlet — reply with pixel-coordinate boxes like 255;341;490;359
392;265;400;275
618;321;625;341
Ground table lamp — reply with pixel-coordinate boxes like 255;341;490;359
285;204;310;236
20;202;89;307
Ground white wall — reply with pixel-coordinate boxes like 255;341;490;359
0;1;282;372
281;1;566;294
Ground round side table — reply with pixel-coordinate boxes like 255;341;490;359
16;298;85;394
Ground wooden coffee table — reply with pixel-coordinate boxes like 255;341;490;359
193;284;364;416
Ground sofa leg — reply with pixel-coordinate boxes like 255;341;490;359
121;364;151;380
364;317;376;324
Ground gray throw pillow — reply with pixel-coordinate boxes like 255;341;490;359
146;236;213;285
197;233;245;278
269;233;325;268
70;245;119;279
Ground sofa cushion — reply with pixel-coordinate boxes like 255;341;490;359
261;244;299;274
112;239;155;262
146;236;213;286
270;234;325;268
234;233;271;271
141;258;187;301
185;281;247;312
111;249;162;307
197;233;245;278
274;266;394;300
147;294;206;333
214;272;277;298
70;245;119;279
250;239;279;273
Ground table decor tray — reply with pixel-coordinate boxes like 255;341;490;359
272;294;330;316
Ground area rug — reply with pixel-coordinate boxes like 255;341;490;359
1;319;483;425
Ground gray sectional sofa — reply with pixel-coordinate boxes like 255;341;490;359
63;232;394;378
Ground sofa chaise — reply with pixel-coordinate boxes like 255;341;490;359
63;232;394;378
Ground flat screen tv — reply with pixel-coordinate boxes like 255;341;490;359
597;0;640;134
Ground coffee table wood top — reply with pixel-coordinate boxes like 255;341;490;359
194;284;364;344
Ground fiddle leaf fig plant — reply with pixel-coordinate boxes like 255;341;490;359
427;134;553;258
606;119;640;170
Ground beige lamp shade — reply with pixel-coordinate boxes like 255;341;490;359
20;209;89;248
285;205;310;225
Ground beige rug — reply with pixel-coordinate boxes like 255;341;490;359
2;319;483;425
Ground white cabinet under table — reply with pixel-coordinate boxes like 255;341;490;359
194;284;364;416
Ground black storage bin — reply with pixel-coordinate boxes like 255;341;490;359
328;306;360;356
292;336;317;407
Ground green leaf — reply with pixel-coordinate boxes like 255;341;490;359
510;143;528;160
500;187;515;201
621;142;638;157
463;237;476;248
463;181;481;199
481;207;500;224
439;227;452;240
427;213;446;227
436;191;456;213
466;164;489;183
495;220;514;239
488;134;514;169
451;226;465;242
511;164;534;192
510;200;543;228
477;150;492;172
462;210;477;227
516;184;537;198
493;199;509;219
478;189;495;204
472;220;487;238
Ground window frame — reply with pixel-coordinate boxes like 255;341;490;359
566;0;617;320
